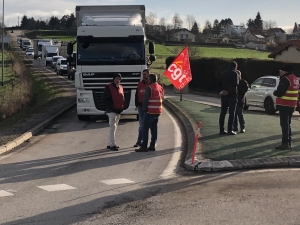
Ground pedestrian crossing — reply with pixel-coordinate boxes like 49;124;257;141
0;178;136;198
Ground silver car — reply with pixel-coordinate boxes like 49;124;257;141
244;76;279;114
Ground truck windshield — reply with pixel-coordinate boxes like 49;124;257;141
77;36;145;65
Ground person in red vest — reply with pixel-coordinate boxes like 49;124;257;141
273;65;299;150
133;69;150;147
103;73;125;151
135;73;164;152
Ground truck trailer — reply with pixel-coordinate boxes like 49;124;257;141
42;45;59;66
67;5;155;121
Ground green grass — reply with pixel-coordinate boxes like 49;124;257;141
170;98;300;160
0;52;14;95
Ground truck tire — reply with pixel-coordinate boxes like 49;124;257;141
78;115;90;121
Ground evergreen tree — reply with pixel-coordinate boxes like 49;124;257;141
202;20;212;35
191;21;199;35
20;15;29;29
212;19;221;36
254;12;263;29
293;22;299;33
247;18;255;28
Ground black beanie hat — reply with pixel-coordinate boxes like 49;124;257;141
112;73;122;81
280;65;293;72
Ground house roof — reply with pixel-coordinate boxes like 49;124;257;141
268;40;300;58
173;28;194;35
265;28;286;35
246;28;266;37
255;35;265;39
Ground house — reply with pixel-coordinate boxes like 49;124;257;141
245;41;266;51
172;28;195;42
264;28;286;43
286;34;300;41
244;28;266;42
268;40;300;63
223;24;246;37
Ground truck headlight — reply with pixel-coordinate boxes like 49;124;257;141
78;98;90;103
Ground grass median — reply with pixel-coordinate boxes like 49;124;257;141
169;98;300;161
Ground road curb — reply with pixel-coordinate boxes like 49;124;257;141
0;102;76;156
164;98;300;172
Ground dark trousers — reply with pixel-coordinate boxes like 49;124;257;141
233;104;245;130
141;113;160;148
279;109;293;145
219;96;237;132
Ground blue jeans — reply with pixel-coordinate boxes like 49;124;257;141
233;105;245;130
137;107;145;144
219;96;237;132
279;109;293;145
141;113;160;148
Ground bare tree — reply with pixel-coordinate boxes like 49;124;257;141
172;13;183;29
185;14;195;30
263;20;277;30
146;12;157;26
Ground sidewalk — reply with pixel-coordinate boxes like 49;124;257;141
163;92;300;172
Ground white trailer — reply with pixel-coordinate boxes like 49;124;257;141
68;5;155;121
42;45;59;66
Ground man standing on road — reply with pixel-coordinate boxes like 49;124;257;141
233;70;248;133
135;74;164;152
217;61;239;135
103;73;125;151
273;65;299;150
134;69;150;147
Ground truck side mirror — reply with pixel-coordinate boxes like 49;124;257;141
149;55;156;62
149;42;155;54
67;56;73;63
67;42;73;55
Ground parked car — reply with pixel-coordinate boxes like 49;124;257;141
244;76;279;114
55;58;67;75
51;56;63;70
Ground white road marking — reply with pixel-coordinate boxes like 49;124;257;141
0;190;14;197
100;178;135;185
159;107;182;179
37;184;77;192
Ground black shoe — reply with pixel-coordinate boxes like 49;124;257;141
110;146;119;151
275;144;290;150
219;130;227;135
133;142;141;147
147;147;156;151
227;131;237;135
107;146;119;149
135;147;148;152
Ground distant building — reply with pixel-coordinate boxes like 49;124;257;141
264;28;286;43
172;28;195;42
246;41;266;50
268;40;300;63
223;24;246;37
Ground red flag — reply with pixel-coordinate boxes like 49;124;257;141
163;46;192;91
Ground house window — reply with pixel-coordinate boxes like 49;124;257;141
180;34;184;39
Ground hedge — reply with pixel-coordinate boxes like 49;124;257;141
165;57;300;92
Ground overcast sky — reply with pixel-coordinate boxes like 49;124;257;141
4;0;300;32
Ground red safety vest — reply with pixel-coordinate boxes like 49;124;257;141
108;83;124;110
147;83;164;114
276;74;299;108
137;80;149;103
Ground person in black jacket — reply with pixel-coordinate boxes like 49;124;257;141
233;70;248;133
217;61;239;135
102;73;125;151
273;65;299;150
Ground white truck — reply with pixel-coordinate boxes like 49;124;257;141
41;45;59;66
33;39;53;59
67;5;155;121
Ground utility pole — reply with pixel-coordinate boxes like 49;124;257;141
2;0;4;86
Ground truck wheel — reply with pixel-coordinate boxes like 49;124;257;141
78;115;90;121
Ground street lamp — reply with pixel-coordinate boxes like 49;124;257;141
1;0;4;86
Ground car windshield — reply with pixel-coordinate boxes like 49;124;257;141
77;36;145;65
60;60;67;65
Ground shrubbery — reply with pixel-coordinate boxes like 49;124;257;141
166;57;300;92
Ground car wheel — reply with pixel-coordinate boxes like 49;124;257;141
78;115;90;121
264;97;276;114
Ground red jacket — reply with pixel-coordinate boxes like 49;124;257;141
147;83;164;114
276;74;299;108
